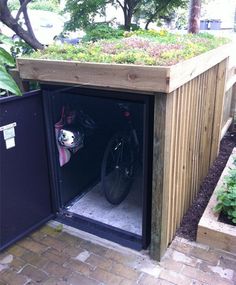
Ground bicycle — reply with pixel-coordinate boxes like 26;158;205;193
101;103;140;205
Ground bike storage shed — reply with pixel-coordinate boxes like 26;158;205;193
0;44;231;260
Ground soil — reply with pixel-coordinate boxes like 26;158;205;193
219;211;235;226
176;132;236;241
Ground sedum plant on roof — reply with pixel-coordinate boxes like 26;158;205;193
28;30;230;66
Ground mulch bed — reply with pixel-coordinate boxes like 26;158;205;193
176;132;236;241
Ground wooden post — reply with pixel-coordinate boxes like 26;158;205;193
150;93;167;260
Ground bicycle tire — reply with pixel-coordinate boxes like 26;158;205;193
101;133;134;205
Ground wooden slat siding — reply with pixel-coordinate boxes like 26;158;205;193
221;88;233;131
150;93;167;260
210;58;229;165
156;63;228;259
231;84;236;117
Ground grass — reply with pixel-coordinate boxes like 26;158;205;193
27;30;230;66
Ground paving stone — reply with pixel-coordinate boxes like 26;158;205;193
169;249;200;267
20;264;48;283
169;238;194;255
105;249;137;266
57;232;82;247
1;226;236;285
62;245;84;258
80;240;108;256
21;250;49;268
159;269;194;285
199;262;234;280
214;249;236;260
111;262;140;280
43;277;69;285
29;230;47;242
219;256;236;271
182;264;234;285
42;248;69;265
7;245;28;257
90;267;124;284
0;264;8;273
67;272;100;285
64;259;94;276
1;270;29;285
9;257;25;271
18;238;48;254
86;253;113;271
138;273;165;285
39;225;62;237
120;278;137;285
43;261;72;279
74;250;91;262
41;236;67;252
189;248;220;265
0;251;9;261
190;280;208;285
160;258;184;272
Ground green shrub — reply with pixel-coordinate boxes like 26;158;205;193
214;166;236;224
83;23;124;42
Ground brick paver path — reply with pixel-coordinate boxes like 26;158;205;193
0;224;235;285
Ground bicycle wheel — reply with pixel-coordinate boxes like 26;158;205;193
101;133;134;205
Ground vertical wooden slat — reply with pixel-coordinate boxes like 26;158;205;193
166;91;177;244
210;58;229;164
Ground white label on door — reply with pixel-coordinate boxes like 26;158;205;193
5;138;15;149
3;127;15;140
0;122;17;131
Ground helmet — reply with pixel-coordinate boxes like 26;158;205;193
58;125;84;149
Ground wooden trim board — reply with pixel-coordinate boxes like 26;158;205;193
17;44;231;94
197;148;236;253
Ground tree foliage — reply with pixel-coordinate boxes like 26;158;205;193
65;0;187;31
138;0;188;30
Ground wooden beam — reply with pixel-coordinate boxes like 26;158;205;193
17;59;170;94
168;44;231;93
197;148;236;253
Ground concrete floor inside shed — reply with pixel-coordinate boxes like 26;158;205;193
67;175;143;236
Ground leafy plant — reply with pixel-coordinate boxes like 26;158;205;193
0;34;21;96
214;167;236;224
11;38;34;58
83;23;124;42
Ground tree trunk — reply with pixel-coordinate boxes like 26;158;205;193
188;0;201;33
0;2;43;50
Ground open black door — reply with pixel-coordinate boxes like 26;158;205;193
0;91;54;251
